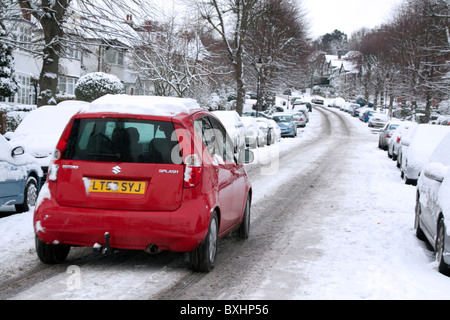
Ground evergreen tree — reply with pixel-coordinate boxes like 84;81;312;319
0;28;19;98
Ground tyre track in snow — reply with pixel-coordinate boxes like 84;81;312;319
153;106;355;300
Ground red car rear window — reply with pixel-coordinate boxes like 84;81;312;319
63;118;180;164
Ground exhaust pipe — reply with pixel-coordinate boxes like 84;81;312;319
145;244;160;254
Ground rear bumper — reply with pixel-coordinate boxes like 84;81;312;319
34;195;211;253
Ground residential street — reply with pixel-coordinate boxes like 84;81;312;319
2;104;450;300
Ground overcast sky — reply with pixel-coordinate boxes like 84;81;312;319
302;0;404;38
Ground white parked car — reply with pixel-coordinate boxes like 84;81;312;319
400;124;450;185
241;117;265;148
4;100;89;180
212;110;246;154
415;132;450;276
387;121;415;161
267;119;281;143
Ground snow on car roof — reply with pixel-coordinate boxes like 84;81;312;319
88;94;201;116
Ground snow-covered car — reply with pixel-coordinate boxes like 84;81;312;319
292;112;307;127
415;132;450;276
34;95;253;272
400;124;450;185
241;117;265;148
212;110;246;154
255;118;270;146
349;104;361;117
272;113;296;138
362;109;375;122
0;134;42;213
292;99;312;112
311;97;324;105
5;100;89;180
267;119;281;143
387;121;415;161
378;120;401;150
368;113;388;129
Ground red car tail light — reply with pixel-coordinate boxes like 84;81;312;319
48;119;75;182
184;154;203;188
174;123;203;188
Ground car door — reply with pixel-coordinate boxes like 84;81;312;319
208;116;246;229
0;138;25;204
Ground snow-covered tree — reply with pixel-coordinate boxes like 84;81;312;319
10;0;154;106
193;0;260;115
0;23;19;98
75;72;124;102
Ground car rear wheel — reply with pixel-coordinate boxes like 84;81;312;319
35;236;70;264
238;195;251;239
436;220;450;276
15;176;38;213
190;212;218;272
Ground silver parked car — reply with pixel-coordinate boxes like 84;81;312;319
378;120;401;151
212;110;246;154
241;117;265;148
415;132;450;276
387;121;415;161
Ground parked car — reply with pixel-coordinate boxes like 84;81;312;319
415;132;450;276
368;113;388;129
267;119;281;143
387;121;415;160
292;100;311;113
378;120;401;150
362;110;375;123
5;101;89;181
292;112;307;127
400;124;450;185
311;97;324;105
212;110;246;155
272;113;297;138
241;117;265;148
255;118;271;147
348;104;361;117
0;134;42;213
33;95;253;272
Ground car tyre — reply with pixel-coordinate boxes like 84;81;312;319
238;195;251;239
436;220;450;276
190;212;218;272
414;196;426;241
35;236;70;264
15;176;38;213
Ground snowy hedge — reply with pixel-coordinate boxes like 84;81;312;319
75;72;124;102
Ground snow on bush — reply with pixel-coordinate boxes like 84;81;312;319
75;72;124;102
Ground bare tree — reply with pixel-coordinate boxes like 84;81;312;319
9;0;154;106
245;0;309;107
193;0;260;115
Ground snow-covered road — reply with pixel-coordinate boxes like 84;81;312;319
1;105;450;300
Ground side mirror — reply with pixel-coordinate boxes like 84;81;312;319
423;163;447;183
11;146;25;157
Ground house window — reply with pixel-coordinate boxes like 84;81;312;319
16;75;33;105
105;48;124;66
65;44;82;60
58;76;78;95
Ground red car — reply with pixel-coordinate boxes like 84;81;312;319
34;95;253;272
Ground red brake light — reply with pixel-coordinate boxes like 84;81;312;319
174;123;203;188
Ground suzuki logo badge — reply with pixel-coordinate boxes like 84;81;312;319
112;166;121;175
